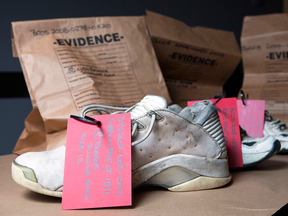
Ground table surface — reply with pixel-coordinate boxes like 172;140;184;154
1;153;288;216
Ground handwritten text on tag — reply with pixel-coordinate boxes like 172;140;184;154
62;113;131;210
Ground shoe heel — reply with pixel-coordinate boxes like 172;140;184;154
168;175;232;192
143;166;231;191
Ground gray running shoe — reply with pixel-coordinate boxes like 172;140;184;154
12;95;231;197
264;110;288;153
241;127;280;167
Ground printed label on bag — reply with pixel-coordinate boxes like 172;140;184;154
188;98;243;168
54;42;144;110
62;113;131;210
237;100;265;138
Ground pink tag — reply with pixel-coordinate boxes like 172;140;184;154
237;100;265;138
62;113;131;210
188;98;243;168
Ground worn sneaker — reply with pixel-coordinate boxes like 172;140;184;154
12;95;231;197
169;105;281;167
240;127;280;167
263;110;288;153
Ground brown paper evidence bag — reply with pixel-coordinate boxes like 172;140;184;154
145;11;242;107
12;16;171;154
241;13;288;125
12;11;241;154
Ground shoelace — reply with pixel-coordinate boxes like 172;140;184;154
80;104;159;146
265;110;287;131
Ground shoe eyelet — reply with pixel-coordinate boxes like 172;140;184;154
132;119;146;131
147;111;164;121
156;114;164;121
137;123;145;130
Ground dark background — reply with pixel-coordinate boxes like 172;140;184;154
0;0;283;155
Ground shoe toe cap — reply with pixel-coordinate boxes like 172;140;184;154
12;160;37;183
13;146;65;191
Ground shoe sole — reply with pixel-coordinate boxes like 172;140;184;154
168;174;232;191
11;161;62;198
133;154;231;191
278;149;288;154
12;153;231;196
242;139;281;167
278;141;288;154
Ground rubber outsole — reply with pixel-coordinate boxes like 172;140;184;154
133;154;230;191
168;175;232;191
278;141;288;154
12;153;231;196
278;149;288;154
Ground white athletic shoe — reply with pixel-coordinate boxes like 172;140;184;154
263;110;288;153
240;127;280;167
12;95;231;197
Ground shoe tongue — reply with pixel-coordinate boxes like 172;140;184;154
131;95;168;119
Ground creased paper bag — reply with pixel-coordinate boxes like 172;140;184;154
146;10;242;107
12;16;171;154
241;13;288;125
